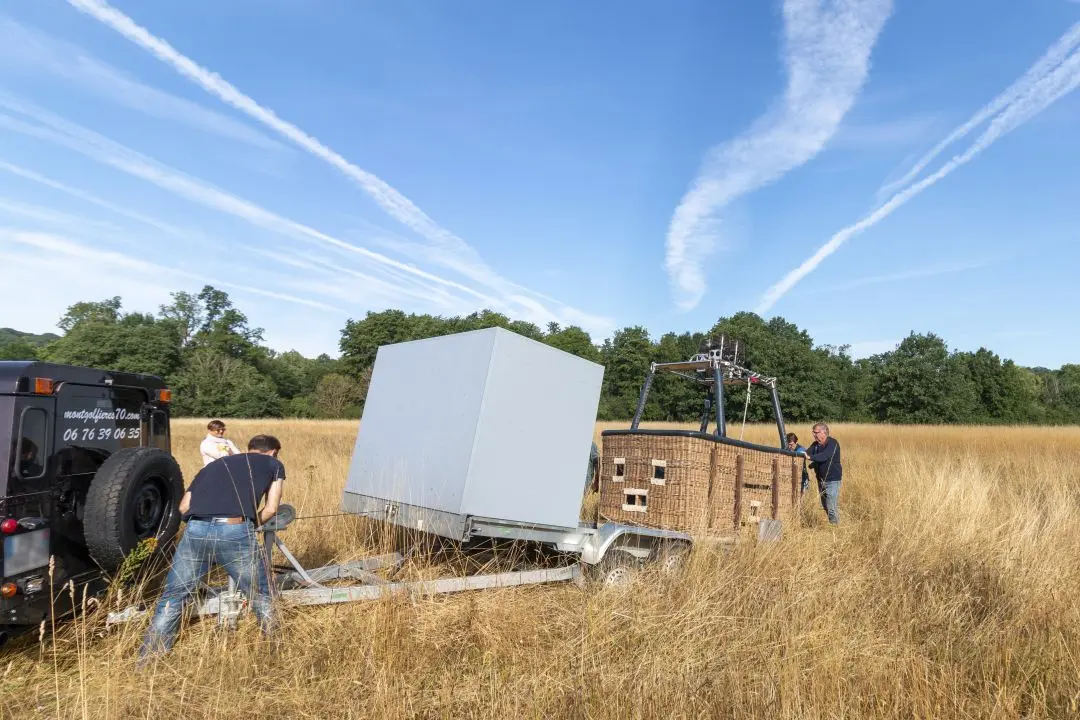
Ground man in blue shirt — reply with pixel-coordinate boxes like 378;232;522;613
138;434;286;662
806;422;842;525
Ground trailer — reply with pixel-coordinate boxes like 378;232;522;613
107;327;692;630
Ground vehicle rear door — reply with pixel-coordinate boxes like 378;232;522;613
2;393;55;583
6;393;55;510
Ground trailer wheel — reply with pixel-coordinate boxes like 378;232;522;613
654;541;691;574
594;549;639;587
84;447;185;573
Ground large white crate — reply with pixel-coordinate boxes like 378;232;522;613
342;327;605;534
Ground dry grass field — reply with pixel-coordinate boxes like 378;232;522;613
3;418;1080;719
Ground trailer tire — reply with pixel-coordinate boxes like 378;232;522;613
84;447;185;573
593;549;640;587
654;540;691;574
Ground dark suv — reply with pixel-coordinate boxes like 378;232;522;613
1;361;185;646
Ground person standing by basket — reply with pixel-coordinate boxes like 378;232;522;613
786;432;810;495
806;423;842;525
138;434;286;663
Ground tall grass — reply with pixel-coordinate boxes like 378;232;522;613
2;419;1079;718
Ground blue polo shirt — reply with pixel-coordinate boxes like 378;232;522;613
183;452;286;522
806;437;842;484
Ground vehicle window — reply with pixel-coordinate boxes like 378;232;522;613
16;407;48;479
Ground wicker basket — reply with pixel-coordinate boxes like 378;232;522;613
598;430;802;540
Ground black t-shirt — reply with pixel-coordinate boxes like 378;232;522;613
183;452;286;522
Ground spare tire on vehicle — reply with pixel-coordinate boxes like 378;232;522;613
83;447;186;573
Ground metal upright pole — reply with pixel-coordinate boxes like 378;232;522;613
698;393;711;433
713;367;726;438
770;384;787;448
630;369;655;430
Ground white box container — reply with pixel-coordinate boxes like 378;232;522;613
341;327;604;536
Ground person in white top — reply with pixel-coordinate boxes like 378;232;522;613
199;419;240;466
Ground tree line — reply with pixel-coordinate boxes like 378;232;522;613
1;285;1076;425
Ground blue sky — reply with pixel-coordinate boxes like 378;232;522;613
0;0;1077;369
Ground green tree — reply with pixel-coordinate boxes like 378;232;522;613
650;331;708;423
311;370;371;418
170;348;283;418
43;304;182;379
598;326;655;421
56;297;122;332
544;325;602;363
1056;365;1080;424
0;339;40;361
959;348;1036;423
868;333;978;424
707;312;848;425
339;309;438;376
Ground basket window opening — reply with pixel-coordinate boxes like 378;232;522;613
613;457;625;482
650;458;667;485
622;488;648;513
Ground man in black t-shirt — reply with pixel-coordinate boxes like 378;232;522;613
138;434;286;663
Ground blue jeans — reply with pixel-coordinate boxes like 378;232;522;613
818;480;840;524
139;519;277;659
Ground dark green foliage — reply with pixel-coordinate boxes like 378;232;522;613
0;328;59;354
0;339;42;361
5;288;1073;424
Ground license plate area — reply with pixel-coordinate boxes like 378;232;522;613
3;529;51;577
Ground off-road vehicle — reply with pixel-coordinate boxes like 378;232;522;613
0;361;184;646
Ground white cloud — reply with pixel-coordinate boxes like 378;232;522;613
756;22;1080;314
64;0;615;337
663;0;894;310
0;18;285;152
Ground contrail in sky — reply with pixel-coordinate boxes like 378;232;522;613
2;228;347;314
0;159;190;239
664;0;893;310
0;94;505;311
63;0;608;331
755;23;1080;314
876;22;1080;200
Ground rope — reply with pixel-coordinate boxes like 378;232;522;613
740;377;752;441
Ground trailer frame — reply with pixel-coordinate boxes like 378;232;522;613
105;503;692;629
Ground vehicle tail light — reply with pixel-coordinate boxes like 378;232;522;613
0;583;16;599
0;518;16;534
32;377;55;394
158;388;172;403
